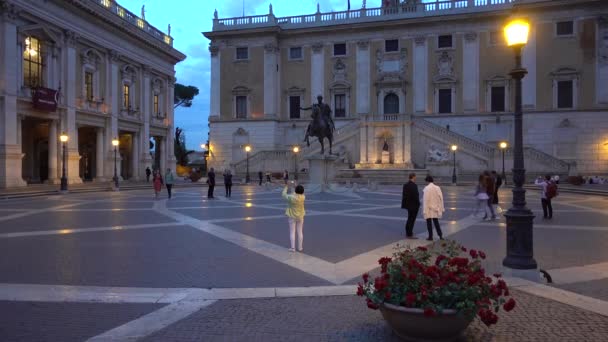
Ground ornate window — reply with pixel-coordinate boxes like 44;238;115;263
551;67;579;109
438;89;451;113
85;72;94;101
433;50;456;114
232;86;251;119
121;65;137;112
152;78;165;118
438;35;453;49
556;21;574;37
123;84;130;108
384;93;399;114
485;76;509;113
236;96;247;119
81;49;103;104
289;47;302;60
23;37;43;88
385;39;398;52
490;86;505;112
153;94;160;115
335;94;346;117
333;43;346;56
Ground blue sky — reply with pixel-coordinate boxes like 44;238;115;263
119;0;386;150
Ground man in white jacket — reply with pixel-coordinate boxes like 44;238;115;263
423;176;445;241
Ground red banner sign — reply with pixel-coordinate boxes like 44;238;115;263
32;87;58;112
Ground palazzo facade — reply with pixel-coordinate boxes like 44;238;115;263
0;0;185;188
205;0;608;180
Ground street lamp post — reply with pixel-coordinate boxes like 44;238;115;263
451;145;458;185
502;19;537;272
500;142;508;185
60;132;68;192
244;145;251;183
292;146;300;181
112;137;119;190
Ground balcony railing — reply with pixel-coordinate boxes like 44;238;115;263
213;0;519;31
91;0;173;46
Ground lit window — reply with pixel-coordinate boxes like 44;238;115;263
438;35;453;48
289;47;302;60
236;47;248;60
154;94;159;114
85;72;94;101
236;96;247;118
385;39;399;52
137;19;144;29
289;96;300;119
556;21;574;36
335;94;346;117
123;84;130;108
23;36;43;88
117;7;125;17
101;0;110;7
333;43;346;56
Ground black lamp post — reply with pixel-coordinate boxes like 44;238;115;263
112;137;119;190
451;145;457;185
500;142;508;185
502;19;537;271
245;145;251;183
293;146;300;181
60;132;68;192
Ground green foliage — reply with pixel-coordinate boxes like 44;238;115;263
174;83;199;109
174;127;194;166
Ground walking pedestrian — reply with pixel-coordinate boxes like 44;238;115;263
474;174;491;219
152;170;163;199
422;176;444;241
207;167;216;199
283;169;289;184
282;181;305;252
492;170;502;206
483;171;497;220
535;174;557;219
266;172;271;183
224;169;233;198
258;171;263;186
164;168;174;199
145;167;151;182
401;173;420;239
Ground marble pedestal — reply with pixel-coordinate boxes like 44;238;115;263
381;151;390;164
304;154;338;192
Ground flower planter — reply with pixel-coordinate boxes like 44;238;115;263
380;303;473;342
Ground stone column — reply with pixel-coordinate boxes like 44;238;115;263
106;50;121;178
141;66;153;178
462;32;479;112
597;17;608;105
209;45;220;119
522;24;537;109
63;30;82;184
413;36;428;113
311;42;325;103
0;8;26;188
263;43;278;118
47;120;58;182
356;41;370;115
166;78;176;172
95;127;104;181
159;137;166;173
131;132;139;181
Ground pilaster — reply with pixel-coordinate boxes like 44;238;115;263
356;41;370;115
597;17;608;105
63;30;82;184
462;32;479;112
311;42;325;103
413;36;428;113
522;25;536;109
263;43;278;118
95;127;105;181
47;120;59;182
209;44;220;119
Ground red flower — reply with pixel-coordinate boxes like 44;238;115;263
378;257;392;273
405;292;416;306
479;251;486;259
448;257;469;267
478;308;499;326
374;277;388;292
385;291;392;300
497;279;507;290
503;298;516;312
423;308;436;317
409;273;417;281
504;288;510;296
362;273;369;283
366;298;379;310
417;246;428;252
435;255;447;266
469;249;478;259
356;283;364;296
461;247;468;252
493;273;502;278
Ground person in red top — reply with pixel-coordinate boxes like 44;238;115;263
152;169;163;199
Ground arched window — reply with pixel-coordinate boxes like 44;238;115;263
384;93;399;114
23;36;43;88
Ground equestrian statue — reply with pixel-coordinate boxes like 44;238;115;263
301;95;335;155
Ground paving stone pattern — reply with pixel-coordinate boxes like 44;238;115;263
0;301;163;342
554;278;608;302
143;290;608;342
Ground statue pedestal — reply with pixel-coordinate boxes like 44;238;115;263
304;154;337;192
381;151;390;164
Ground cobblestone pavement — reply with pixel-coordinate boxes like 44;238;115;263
1;184;608;340
143;290;608;342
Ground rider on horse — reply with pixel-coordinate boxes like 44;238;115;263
301;95;335;138
301;95;336;154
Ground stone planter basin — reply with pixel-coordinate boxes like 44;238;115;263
380;303;473;342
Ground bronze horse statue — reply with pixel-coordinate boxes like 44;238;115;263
302;96;335;155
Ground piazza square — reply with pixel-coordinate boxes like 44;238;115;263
1;0;608;341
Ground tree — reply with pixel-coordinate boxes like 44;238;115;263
174;127;194;166
174;83;199;109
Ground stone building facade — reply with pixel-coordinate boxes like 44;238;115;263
0;0;185;188
204;0;608;180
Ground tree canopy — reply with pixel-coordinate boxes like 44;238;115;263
174;83;199;109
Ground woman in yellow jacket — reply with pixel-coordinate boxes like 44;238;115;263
282;182;306;252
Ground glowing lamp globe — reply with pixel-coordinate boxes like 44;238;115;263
504;19;530;47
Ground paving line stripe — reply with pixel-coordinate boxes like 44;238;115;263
87;297;217;342
0;202;85;222
507;276;608;317
54;208;155;212
0;222;185;239
546;262;608;285
557;201;608;216
475;222;608;232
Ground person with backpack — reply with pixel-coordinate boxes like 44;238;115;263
535;174;557;219
223;169;233;198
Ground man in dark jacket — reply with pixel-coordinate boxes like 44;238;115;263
207;168;216;199
491;170;502;205
258;171;263;186
401;173;420;239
